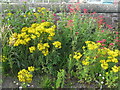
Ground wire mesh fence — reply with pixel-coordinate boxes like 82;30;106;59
0;0;71;3
0;0;119;4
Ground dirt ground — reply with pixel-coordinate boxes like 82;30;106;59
2;76;98;89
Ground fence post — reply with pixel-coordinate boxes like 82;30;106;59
42;0;44;3
48;0;49;3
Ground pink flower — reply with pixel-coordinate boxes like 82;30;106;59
41;20;45;22
66;20;74;27
116;37;119;39
53;14;57;17
69;20;74;23
102;39;106;42
97;41;103;43
70;8;74;11
68;4;72;7
54;18;59;21
115;40;119;42
91;12;96;15
83;8;87;13
100;47;104;49
75;2;80;4
106;24;113;29
75;32;79;35
116;32;119;34
102;44;106;46
109;43;114;45
101;30;104;32
98;15;103;18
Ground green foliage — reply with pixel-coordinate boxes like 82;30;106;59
55;69;65;88
1;3;119;88
39;75;52;88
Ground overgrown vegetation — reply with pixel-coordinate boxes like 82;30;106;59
1;3;120;88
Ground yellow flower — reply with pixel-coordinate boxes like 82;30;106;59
28;66;35;72
43;43;50;48
82;46;86;51
106;72;108;75
85;41;100;50
73;52;82;60
27;12;31;16
82;60;89;65
7;13;12;16
101;62;108;70
9;33;18;46
52;41;61;48
93;57;96;60
111;58;118;63
108;50;118;57
37;43;45;51
23;15;26;17
85;41;91;44
100;60;106;63
33;13;39;17
48;36;53;40
24;38;31;42
0;55;7;62
112;66;119;72
18;69;33;83
21;27;28;32
41;7;46;10
31;34;36;39
29;46;35;53
106;59;112;62
42;49;49;56
14;39;21;46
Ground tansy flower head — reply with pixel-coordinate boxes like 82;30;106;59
73;52;82;60
29;46;36;53
17;69;33;83
52;41;61;48
112;66;119;72
101;62;108;70
28;66;35;72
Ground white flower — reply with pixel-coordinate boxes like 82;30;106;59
101;81;104;84
99;74;102;76
102;77;105;79
13;81;16;83
27;84;30;87
31;85;34;87
19;86;22;90
16;83;18;85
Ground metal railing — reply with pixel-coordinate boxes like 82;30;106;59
0;0;69;3
0;0;119;4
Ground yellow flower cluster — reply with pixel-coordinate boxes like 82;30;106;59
7;13;13;16
9;22;56;46
9;22;58;55
73;52;82;60
0;55;7;62
17;66;35;83
99;48;119;62
9;33;18;46
112;66;119;72
29;46;36;53
99;48;119;70
83;41;120;71
37;7;47;14
9;32;31;46
52;41;62;48
28;66;35;72
37;43;50;56
85;41;101;50
82;56;90;65
100;60;108;70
